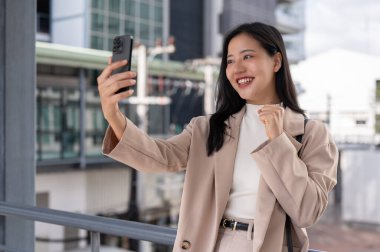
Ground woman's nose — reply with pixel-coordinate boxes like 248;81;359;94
233;60;246;74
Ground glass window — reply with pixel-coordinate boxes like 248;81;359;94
92;0;104;9
154;25;162;42
85;88;109;157
140;2;150;20
148;105;169;135
124;20;135;35
109;0;120;13
37;8;50;34
154;0;163;6
125;0;136;17
108;38;114;51
140;22;150;41
356;119;366;125
53;104;61;131
91;13;104;32
37;100;50;144
154;5;162;23
108;16;120;34
376;115;380;134
91;35;104;50
67;105;79;130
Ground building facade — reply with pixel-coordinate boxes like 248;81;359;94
220;0;277;31
220;0;305;63
37;0;167;50
169;0;204;61
169;0;306;62
37;0;305;62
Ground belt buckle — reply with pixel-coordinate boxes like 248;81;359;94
222;218;237;231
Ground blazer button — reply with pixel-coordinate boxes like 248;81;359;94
181;240;191;250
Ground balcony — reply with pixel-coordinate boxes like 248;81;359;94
0;201;175;252
0;201;322;252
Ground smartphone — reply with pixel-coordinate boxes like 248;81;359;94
112;34;134;94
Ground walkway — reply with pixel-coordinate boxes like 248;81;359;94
308;203;380;252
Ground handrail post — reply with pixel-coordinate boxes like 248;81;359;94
91;231;100;252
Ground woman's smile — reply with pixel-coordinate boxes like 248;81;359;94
236;77;255;88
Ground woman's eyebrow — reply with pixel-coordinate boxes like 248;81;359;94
240;49;256;54
227;49;256;58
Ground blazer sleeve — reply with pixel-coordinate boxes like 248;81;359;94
102;116;195;173
251;120;338;228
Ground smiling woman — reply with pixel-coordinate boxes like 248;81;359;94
100;22;338;252
208;22;304;155
226;33;282;105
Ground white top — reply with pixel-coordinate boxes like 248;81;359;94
224;104;269;219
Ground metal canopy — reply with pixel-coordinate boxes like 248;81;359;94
35;41;206;81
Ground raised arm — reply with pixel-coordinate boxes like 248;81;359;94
97;57;136;140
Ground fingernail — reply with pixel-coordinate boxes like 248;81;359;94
123;60;128;63
131;79;136;84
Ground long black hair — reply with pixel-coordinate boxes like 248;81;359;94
206;22;305;156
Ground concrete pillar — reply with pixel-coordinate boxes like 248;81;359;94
0;0;36;250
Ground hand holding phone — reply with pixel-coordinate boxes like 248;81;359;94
112;34;134;94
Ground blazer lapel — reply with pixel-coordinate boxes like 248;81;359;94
214;107;245;222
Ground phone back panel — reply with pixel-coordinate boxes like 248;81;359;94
112;35;133;75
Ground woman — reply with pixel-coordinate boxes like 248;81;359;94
99;22;338;252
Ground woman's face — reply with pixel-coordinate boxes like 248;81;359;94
226;33;281;105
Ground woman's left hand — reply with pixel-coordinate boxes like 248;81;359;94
258;105;284;140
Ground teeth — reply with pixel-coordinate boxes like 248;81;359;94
237;78;253;84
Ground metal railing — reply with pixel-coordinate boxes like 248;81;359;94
0;201;176;252
0;201;322;252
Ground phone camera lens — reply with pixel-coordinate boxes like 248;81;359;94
113;38;123;53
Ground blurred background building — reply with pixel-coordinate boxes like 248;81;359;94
37;0;305;62
0;0;374;251
170;0;306;62
220;0;305;63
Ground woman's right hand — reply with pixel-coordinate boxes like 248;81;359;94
97;57;137;139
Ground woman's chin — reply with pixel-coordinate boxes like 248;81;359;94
237;91;256;101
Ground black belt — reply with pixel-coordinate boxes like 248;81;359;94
220;218;252;231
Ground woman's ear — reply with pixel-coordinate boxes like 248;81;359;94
274;52;282;72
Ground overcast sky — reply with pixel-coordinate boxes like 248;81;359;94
305;0;380;57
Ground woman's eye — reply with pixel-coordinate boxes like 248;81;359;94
244;55;253;60
227;59;233;64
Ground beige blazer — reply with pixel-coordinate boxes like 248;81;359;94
103;106;338;252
